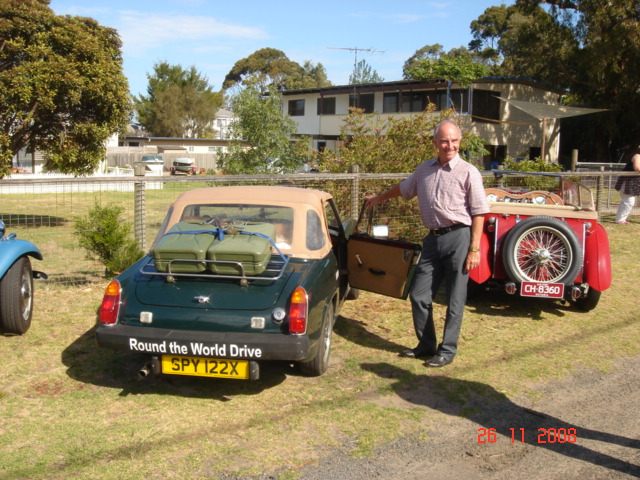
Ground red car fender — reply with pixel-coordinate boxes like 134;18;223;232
469;233;492;284
583;223;612;291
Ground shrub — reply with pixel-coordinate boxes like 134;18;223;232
500;157;563;190
74;202;144;276
314;106;489;241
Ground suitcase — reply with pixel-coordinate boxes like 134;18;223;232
152;222;220;273
207;223;276;275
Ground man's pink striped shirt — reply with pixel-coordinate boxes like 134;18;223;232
399;154;490;230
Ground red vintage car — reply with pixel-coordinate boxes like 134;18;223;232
469;175;611;311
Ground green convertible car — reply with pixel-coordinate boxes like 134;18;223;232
96;186;421;380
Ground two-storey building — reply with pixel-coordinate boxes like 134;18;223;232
281;78;564;168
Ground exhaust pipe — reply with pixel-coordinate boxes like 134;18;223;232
139;362;152;378
138;356;161;379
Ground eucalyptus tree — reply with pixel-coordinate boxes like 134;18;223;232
403;44;490;86
134;62;223;138
470;0;640;157
222;48;331;91
219;82;307;174
0;0;131;176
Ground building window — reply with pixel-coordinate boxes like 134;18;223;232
349;93;374;113
401;92;428;112
448;89;470;113
383;93;399;113
385;89;470;113
472;90;500;122
288;99;305;116
317;97;336;115
529;147;541;159
483;145;507;169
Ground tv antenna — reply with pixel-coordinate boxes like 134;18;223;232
328;46;385;72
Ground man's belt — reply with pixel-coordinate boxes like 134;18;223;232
429;223;469;237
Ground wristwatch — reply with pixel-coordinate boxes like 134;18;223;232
469;247;480;252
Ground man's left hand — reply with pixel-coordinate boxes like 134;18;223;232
464;251;480;273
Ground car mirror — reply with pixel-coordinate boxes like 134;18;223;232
372;225;389;238
0;219;4;238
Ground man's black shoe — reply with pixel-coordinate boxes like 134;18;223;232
425;354;453;367
399;348;434;359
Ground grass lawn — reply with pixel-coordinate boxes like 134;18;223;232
0;218;638;479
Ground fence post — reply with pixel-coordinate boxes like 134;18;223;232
497;164;505;188
351;165;360;219
595;166;604;213
134;181;146;251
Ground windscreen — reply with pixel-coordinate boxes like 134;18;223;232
179;204;295;250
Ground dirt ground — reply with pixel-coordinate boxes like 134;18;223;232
281;355;640;480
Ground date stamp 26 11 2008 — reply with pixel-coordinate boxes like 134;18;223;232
478;428;577;444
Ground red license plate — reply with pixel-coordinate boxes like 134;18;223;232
521;282;565;298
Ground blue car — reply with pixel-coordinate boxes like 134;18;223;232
0;220;46;335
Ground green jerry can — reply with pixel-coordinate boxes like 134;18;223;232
152;222;220;273
207;222;276;276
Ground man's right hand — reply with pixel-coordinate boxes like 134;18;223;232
364;195;379;210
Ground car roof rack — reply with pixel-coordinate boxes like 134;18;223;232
139;255;290;286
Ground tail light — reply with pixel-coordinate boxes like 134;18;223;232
288;286;308;334
100;280;121;325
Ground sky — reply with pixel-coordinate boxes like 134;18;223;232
48;0;515;98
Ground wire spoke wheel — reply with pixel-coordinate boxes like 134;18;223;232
502;216;581;285
514;227;572;282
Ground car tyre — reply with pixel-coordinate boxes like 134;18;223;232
299;302;334;377
0;257;34;335
575;287;601;311
502;216;582;284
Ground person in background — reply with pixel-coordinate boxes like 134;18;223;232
365;120;489;368
615;147;640;224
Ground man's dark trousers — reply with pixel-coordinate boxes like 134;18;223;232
409;226;470;361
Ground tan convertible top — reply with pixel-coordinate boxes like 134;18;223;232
157;186;335;259
170;185;332;209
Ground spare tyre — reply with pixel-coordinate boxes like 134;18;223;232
501;216;582;285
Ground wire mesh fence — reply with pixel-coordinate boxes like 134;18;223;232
1;170;635;286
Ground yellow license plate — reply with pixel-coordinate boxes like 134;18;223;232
161;355;250;379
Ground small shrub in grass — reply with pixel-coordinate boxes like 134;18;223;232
74;202;144;276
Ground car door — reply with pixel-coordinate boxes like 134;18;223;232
345;204;421;300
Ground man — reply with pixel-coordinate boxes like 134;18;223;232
365;120;489;367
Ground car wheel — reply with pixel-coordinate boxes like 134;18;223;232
502;216;582;284
299;302;334;377
575;287;601;311
0;257;34;335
